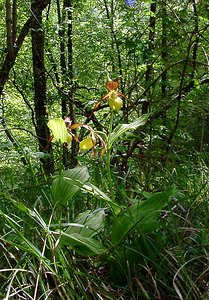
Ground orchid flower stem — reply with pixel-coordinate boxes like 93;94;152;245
107;111;115;202
59;143;63;176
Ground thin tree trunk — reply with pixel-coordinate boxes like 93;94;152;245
161;0;167;126
142;2;156;115
65;0;78;167
166;36;194;150
191;0;199;81
0;0;50;162
57;0;68;118
160;0;168;163
56;0;78;167
166;1;200;152
31;0;54;173
103;0;123;81
5;0;14;59
0;0;51;96
191;0;204;151
12;0;17;43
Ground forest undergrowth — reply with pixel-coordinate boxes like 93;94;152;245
0;0;209;299
0;115;208;300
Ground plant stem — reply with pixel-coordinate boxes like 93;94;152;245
59;143;63;175
107;112;115;202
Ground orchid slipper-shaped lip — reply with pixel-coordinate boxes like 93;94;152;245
108;94;123;111
79;137;94;151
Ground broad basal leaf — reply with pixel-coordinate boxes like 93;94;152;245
51;166;90;205
57;231;107;256
81;182;121;214
112;187;176;246
65;208;106;238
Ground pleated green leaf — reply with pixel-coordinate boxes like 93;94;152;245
51;166;90;205
81;182;121;214
65;208;106;238
112;188;176;246
47;118;68;144
108;114;148;149
57;231;107;256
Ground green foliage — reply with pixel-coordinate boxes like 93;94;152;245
108;114;149;149
1;0;209;298
65;208;106;238
51;166;89;205
57;232;107;256
111;188;176;246
81;182;121;213
47;118;68;144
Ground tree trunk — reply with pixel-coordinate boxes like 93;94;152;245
31;0;54;173
142;2;156;115
65;0;78;167
57;0;68;118
0;0;51;96
0;0;51;167
161;0;167;126
5;0;14;59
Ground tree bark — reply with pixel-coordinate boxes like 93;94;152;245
57;0;68;118
161;0;167;126
0;0;51;96
65;0;78;167
142;2;156;115
0;0;51;168
31;0;54;173
5;0;14;59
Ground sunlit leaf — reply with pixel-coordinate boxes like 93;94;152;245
81;182;121;214
47;118;68;144
108;114;148;149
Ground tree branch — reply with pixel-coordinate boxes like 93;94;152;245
0;0;51;94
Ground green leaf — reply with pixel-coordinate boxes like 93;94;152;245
1;192;29;214
51;166;120;213
112;188;176;245
57;231;107;256
61;180;120;213
81;182;121;214
0;210;48;261
108;114;148;149
32;152;52;159
47;118;68;144
65;208;106;238
51;166;90;205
